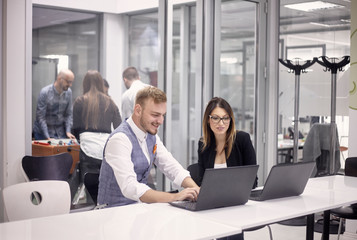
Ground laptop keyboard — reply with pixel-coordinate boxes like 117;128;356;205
171;200;197;211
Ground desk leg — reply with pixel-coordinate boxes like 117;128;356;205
322;210;330;240
306;214;314;240
285;148;294;163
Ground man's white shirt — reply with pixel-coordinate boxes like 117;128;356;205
121;80;149;120
105;117;190;202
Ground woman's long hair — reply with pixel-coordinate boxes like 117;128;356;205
82;70;110;130
201;97;236;158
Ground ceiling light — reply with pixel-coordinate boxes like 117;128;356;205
309;18;350;28
284;1;344;12
220;57;238;64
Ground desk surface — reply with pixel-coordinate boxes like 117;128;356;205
1;176;356;240
0;201;240;240
186;175;357;230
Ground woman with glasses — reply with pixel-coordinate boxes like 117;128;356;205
197;97;257;187
197;97;257;240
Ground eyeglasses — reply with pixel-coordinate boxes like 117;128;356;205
209;115;231;124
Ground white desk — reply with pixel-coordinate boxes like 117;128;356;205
0;201;240;240
1;176;356;240
160;175;357;240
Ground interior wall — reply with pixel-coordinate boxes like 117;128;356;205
2;0;31;186
32;0;195;14
32;0;119;13
1;0;32;222
0;0;4;223
101;13;126;109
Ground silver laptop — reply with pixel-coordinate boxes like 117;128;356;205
170;165;259;211
249;161;315;201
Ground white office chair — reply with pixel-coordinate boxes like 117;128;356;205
2;180;71;221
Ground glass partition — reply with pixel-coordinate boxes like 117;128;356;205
120;0;266;188
278;0;351;166
128;12;159;87
214;0;258;143
32;7;101;130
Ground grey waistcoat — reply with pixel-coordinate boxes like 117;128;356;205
97;120;156;207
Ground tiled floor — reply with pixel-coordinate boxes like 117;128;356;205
244;222;353;240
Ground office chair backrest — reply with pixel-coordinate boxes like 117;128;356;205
2;180;71;221
302;123;340;177
84;172;99;205
22;153;73;181
345;157;357;177
187;163;200;186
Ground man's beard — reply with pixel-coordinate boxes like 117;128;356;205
140;117;158;135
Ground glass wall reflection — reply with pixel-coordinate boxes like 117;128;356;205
278;0;350;166
128;11;159;87
170;5;197;168
32;7;101;129
215;0;257;142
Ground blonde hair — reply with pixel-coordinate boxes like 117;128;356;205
135;86;167;108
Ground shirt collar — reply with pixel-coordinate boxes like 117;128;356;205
127;116;147;143
131;80;141;86
52;83;64;96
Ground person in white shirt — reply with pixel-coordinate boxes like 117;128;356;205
98;86;199;207
121;67;149;120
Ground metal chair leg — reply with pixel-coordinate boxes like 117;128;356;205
337;218;343;240
72;183;85;205
267;225;273;240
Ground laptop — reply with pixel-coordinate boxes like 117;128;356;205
249;161;315;201
169;165;259;211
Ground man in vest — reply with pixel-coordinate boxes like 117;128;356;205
98;86;199;207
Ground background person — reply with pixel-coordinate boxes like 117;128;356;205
72;70;122;184
121;66;149;120
98;86;199;207
33;69;76;140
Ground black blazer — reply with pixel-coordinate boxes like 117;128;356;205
197;130;257;187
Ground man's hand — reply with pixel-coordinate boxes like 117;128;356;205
139;187;200;203
174;187;200;202
66;132;76;140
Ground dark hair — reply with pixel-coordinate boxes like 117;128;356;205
103;78;109;88
83;70;104;94
81;70;110;129
201;97;236;158
122;67;139;81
